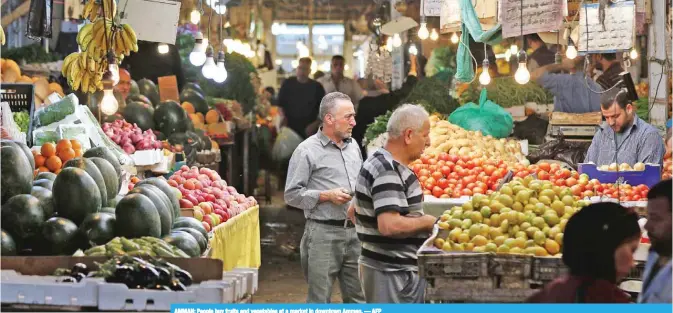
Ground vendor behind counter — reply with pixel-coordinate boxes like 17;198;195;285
121;41;186;92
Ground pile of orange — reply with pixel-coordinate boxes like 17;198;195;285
33;139;83;176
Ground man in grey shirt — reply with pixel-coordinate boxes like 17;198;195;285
585;88;665;167
284;92;365;303
531;56;602;113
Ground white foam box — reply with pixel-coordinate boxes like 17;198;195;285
231;268;259;295
221;273;247;299
0;270;99;307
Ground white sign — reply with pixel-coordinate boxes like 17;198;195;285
440;0;498;33
423;0;444;16
577;2;635;52
499;0;564;38
118;0;181;45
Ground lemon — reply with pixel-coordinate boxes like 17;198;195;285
465;242;475;251
484;242;498;253
490;213;501;226
480;206;492;218
545;239;561;255
497;245;510;254
462;201;474;212
434;238;445;249
551;200;565;216
539;195;552;206
461;219;473;229
543;211;560;226
440;214;450;222
497;194;514;207
534;230;547;246
453;243;465;251
471;211;484;223
489;227;503;239
503;238;517;247
513;237;526;248
554;233;564;246
489;200;505;213
515;231;528;240
534;203;546;215
525;239;537;248
512;201;524;212
526;226;541;238
448;218;462;229
559;219;568;232
494;235;507;246
449;228;462;242
438;221;450;230
471;235;488;246
458;233;470;244
520;222;532;231
532;216;546;229
442;242;453;251
500;219;510;233
473;246;486;253
561;195;575;206
500;186;514;196
509;247;523;254
468;224;481;238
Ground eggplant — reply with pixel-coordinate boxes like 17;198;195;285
134;265;159;286
172;268;193;286
71;263;89;276
169;279;187;291
71;272;86;282
60;276;77;283
155;267;172;285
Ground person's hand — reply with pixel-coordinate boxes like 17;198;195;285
326;188;353;205
561;57;576;71
421;214;438;232
374;79;389;93
347;204;356;224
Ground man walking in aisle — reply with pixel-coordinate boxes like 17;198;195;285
350;104;437;303
278;57;326;139
284;92;365;303
639;179;672;303
318;55;364;110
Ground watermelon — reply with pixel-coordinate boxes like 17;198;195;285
88;157;120;201
1;194;45;244
154;101;189;136
135;178;180;219
103;114;125;123
185;131;205;151
182;82;203;94
38;217;79;255
137;78;160;106
115;193;161;238
194;129;212;150
1;229;17;255
163;231;200;257
172;217;208;239
168;132;188;147
129;79;140;96
63;158;108;206
1;146;33;204
172;227;207;254
52;167;102;224
83;147;122;193
180;89;208;114
33;179;53;190
79;213;116;246
35;172;57;181
128;185;173;236
123;102;155;131
1;140;35;171
100;207;117;215
126;94;152;105
31;186;54;218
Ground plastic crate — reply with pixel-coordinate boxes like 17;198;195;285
0;270;99;307
491;254;534;289
531;256;568;282
579;163;662;188
424;286;536;303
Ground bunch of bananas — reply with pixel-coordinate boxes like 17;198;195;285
82;0;116;22
77;19;114;60
112;24;138;56
62;51;107;93
0;26;5;45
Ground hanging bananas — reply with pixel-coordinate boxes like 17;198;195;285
62;52;106;93
111;24;138;56
0;26;5;45
82;0;117;22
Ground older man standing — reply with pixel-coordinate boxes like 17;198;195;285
284;92;365;303
350;104;437;303
318;55;364;110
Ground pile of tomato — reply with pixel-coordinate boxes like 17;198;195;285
411;153;650;201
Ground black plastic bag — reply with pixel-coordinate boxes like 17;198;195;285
512;114;549;145
26;0;53;39
528;134;591;169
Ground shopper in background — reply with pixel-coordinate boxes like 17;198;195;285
531;56;602;113
277;57;326;139
318;55;364;110
585;88;665;167
639;179;672;303
284;92;365;304
313;71;326;81
528;202;641;303
591;53;623;90
114;68;132;100
525;34;556;72
350;104;436;303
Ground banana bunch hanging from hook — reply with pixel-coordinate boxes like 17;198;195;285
82;0;117;22
61;51;108;93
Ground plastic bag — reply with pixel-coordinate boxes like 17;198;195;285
33;94;77;127
448;88;513;138
26;0;53;39
272;127;303;163
528;134;591;169
512;114;549;145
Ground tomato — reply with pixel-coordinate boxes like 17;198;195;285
449;172;460;180
448;155;459;163
550;163;561;172
538;170;550;181
538;162;551;172
419;169;430;177
631;195;641;201
515;171;528;178
440;194;451;199
437;178;449;189
432;186;444;198
570;185;583;196
448;178;458;185
473;187;484;195
582;190;594;198
479;176;489;184
484;165;496;176
420;155;431;164
437;160;446;167
439;153;450;162
554;178;566;187
418;176;429;183
570;170;579;179
640;190;648;198
559;169;571;179
466;183;476;190
428;158;438;166
466;161;475;169
444;187;453;195
565;177;578;187
423;190;431;196
411;164;422;173
441;166;452;177
432;171;443;180
424;181;435;191
452;190;461;198
460;155;470;162
456;160;466;168
462;188;473;196
457;169;468;177
463;175;477;185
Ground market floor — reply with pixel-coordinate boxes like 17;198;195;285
253;192;345;303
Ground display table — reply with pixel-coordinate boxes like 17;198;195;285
209;205;261;271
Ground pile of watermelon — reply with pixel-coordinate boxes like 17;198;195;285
0;142;206;257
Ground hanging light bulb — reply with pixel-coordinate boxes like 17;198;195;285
450;32;459;44
392;33;402;48
430;29;439;41
213;51;228;83
100;72;119;116
479;59;491;85
629;48;638;60
189;32;207;66
566;40;577;60
157;43;169;54
201;46;218;79
408;44;418;55
510;44;518;55
514;51;530;84
418;22;429;40
386;37;394;52
504;49;512;62
190;9;201;25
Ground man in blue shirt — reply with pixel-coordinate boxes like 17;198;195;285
639;179;672;303
531;56;602;113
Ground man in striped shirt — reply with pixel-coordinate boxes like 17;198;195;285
350;104;437;303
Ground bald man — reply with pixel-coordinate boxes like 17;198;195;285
115;68;132;100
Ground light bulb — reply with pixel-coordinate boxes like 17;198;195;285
430;29;439;41
450;32;459;44
514;62;530;84
566;44;577;60
418;22;429;40
510;45;518;55
479;61;491;85
504;49;512;62
108;62;119;86
157;43;169;54
386;37;393;51
291;59;299;68
201;55;217;79
630;48;638;60
213;53;227;83
190;9;201;25
392;33;402;48
408;44;418;55
100;88;119;115
189;32;206;66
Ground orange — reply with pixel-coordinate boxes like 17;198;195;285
70;139;82;150
74;148;83;157
35;154;46;168
45;156;63;172
54;168;62;174
56;139;72;153
41;143;56;157
58;148;75;163
37;166;50;173
182;102;196;114
205;110;220;124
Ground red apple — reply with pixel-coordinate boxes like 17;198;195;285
199;168;210;174
180;165;189;171
201;221;211;232
235;194;246;203
179;199;194;208
185;195;199;206
247;196;258;206
211;202;223;211
226;186;238;194
203;215;214;227
205;194;216;202
196;195;205;203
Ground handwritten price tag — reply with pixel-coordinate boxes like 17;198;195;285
577;1;635;52
499;0;564;38
423;0;443;16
